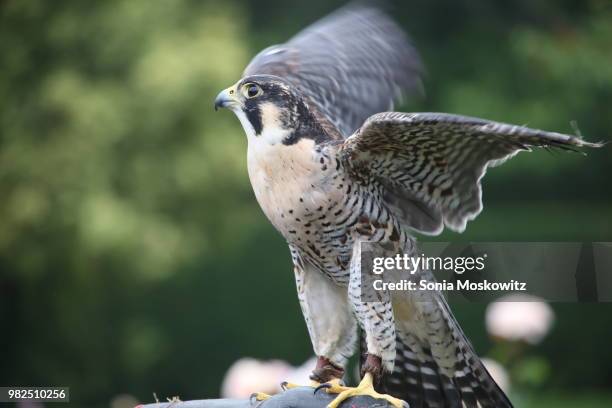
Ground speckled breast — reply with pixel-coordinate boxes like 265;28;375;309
247;139;367;284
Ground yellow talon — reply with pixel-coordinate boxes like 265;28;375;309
326;373;406;408
319;378;350;394
281;381;304;390
250;392;271;401
280;380;323;390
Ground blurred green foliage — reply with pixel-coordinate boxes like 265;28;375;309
0;0;611;406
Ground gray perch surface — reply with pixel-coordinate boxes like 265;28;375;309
139;386;395;408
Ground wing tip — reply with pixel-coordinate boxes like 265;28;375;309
578;139;606;149
557;136;606;155
566;120;606;151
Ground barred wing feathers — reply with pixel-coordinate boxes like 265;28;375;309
244;5;423;137
341;112;602;234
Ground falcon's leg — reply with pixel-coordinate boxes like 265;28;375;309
321;237;407;408
348;237;396;379
280;359;341;390
292;247;358;386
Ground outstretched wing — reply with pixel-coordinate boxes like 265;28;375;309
243;4;423;137
341;112;602;234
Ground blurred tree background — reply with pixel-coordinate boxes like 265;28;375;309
0;0;611;406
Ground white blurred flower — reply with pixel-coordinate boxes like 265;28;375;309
481;358;510;393
110;394;140;408
485;294;554;344
221;357;316;398
221;358;290;398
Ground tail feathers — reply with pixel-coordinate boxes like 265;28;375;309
358;292;512;408
439;374;461;407
369;321;512;408
423;359;463;408
380;337;464;408
453;352;511;408
441;298;513;408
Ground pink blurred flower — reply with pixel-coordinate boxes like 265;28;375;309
485;294;554;344
221;358;289;398
221;357;316;398
110;394;139;408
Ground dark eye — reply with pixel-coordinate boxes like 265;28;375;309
243;83;262;98
247;85;259;97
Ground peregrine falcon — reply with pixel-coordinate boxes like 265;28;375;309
214;5;600;408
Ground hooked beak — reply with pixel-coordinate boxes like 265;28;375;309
214;86;239;111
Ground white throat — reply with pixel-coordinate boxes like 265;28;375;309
231;102;292;147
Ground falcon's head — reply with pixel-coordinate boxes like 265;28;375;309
215;75;328;146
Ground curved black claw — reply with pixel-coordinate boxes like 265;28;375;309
280;381;289;391
313;383;332;395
